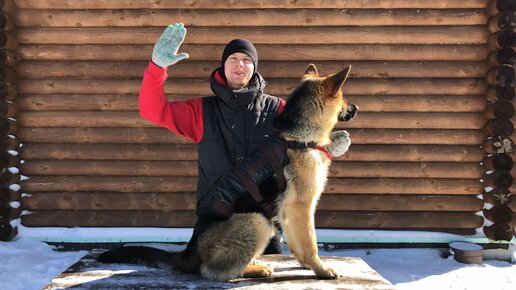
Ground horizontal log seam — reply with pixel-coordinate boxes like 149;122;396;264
14;9;489;27
12;0;490;9
16;44;490;61
15;27;490;45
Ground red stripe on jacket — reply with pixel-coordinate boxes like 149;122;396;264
139;61;285;143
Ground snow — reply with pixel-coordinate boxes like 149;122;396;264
1;230;515;290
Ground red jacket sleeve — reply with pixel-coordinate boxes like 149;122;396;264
139;61;203;143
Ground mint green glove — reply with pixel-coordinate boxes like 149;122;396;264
324;130;351;158
152;23;189;68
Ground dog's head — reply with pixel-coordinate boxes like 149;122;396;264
274;64;358;141
303;63;358;122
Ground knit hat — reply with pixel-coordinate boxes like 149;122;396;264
220;39;258;74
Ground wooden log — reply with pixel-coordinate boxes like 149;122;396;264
0;117;16;135
483;205;514;223
0;66;17;83
483;188;512;206
484;119;514;137
20;143;199;161
0;202;21;220
485;86;515;102
19;160;482;179
487;47;516;66
483;136;513;154
316;211;484;229
483;170;513;188
0;135;18;152
18;128;485;145
22;192;483;212
0;100;15;117
17;44;490;61
16;78;489;96
325;178;483;195
0;48;19;67
482;153;513;171
20;160;199;176
0;11;15;31
487;0;516;15
19;143;484;162
485;65;515;87
487;11;516;33
15;94;487;113
22;192;197;211
20;209;484;230
0;185;19;203
0;151;18;168
484;100;515;119
0;0;15;14
0;30;16;50
14;9;488;27
16;111;487;130
20;176;482;194
0;168;19;185
15;27;490;45
0;82;16;101
483;223;515;241
488;30;516;50
329;161;482;179
0;221;17;241
13;0;490;9
15;60;490;79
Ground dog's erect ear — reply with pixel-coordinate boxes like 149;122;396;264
325;65;351;95
304;63;319;77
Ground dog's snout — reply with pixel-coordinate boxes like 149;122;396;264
350;104;359;117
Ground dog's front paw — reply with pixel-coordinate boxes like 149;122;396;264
315;267;340;279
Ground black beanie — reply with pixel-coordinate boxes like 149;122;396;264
220;39;258;74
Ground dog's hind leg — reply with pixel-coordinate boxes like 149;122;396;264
197;213;275;281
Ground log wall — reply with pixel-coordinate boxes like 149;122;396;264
10;0;515;238
0;0;19;241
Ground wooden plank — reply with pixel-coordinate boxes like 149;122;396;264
14;0;489;9
15;27;489;45
22;192;483;212
15;60;490;79
15;9;488;27
19;160;483;179
19;143;484;162
17;44;490;61
15;94;487;113
16;78;489;95
315;211;485;229
20;209;483;229
16;111;487;130
20;143;199;160
20;176;483;194
17;128;485;145
43;251;394;290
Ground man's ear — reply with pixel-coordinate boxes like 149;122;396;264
324;65;351;95
303;63;319;78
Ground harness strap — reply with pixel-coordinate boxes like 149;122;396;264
285;139;332;160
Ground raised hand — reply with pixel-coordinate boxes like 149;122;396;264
324;130;351;158
151;23;189;68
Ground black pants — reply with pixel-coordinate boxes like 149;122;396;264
263;233;283;254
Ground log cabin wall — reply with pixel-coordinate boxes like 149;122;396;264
8;0;516;240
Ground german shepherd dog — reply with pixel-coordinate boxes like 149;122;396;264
98;64;358;281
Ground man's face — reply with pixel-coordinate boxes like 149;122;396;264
224;52;254;90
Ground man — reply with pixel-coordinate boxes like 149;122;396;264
139;23;351;254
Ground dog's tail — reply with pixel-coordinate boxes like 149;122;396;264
98;246;200;273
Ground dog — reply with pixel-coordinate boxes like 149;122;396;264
98;63;358;281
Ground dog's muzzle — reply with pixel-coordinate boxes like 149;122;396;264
339;104;359;122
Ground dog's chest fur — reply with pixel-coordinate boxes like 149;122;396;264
278;149;331;210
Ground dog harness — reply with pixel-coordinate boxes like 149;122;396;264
197;136;331;219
